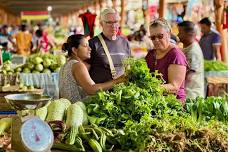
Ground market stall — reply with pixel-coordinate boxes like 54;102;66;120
1;58;228;152
204;60;228;97
20;73;59;98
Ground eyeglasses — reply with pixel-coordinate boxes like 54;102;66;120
103;20;119;26
150;34;164;41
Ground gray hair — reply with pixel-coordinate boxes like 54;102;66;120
150;18;171;33
100;8;120;21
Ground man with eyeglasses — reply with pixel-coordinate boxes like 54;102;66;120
87;8;131;83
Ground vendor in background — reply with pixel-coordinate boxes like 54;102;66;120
178;21;204;99
127;25;153;58
145;18;188;104
11;24;33;56
87;8;131;83
34;29;53;53
0;25;10;50
199;17;221;61
59;34;126;102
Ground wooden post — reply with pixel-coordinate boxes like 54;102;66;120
99;0;104;10
112;0;117;10
214;0;226;62
120;0;126;31
158;0;166;18
94;0;100;14
142;0;150;27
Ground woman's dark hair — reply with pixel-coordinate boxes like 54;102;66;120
62;34;85;56
35;29;43;37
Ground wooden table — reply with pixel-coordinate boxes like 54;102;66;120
206;77;228;97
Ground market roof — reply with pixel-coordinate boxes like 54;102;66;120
0;0;96;17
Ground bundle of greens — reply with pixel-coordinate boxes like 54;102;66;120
123;57;164;94
84;58;185;151
204;60;228;71
185;96;228;123
83;58;228;151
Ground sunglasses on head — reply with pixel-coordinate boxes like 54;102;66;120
150;34;164;40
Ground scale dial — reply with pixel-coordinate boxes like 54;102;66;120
20;117;54;152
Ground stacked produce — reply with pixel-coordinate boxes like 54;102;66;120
1;58;228;151
16;53;67;74
0;61;38;91
204;60;228;71
0;60;16;75
83;58;228;151
186;96;228;122
0;53;66;74
35;98;116;151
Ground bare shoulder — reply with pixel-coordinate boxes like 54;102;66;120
72;61;87;70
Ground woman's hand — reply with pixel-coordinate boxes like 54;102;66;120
114;74;128;84
161;84;178;94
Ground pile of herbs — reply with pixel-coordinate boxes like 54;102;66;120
204;60;228;71
84;58;228;151
185;96;228;123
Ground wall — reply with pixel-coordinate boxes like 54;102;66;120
0;5;20;25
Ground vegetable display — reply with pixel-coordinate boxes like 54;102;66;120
1;58;228;151
204;60;228;71
83;58;228;151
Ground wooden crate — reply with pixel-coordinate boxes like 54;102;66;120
206;77;228;97
0;74;19;86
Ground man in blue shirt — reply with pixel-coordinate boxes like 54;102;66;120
199;17;221;61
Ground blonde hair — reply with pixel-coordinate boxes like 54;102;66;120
150;18;171;33
100;8;120;21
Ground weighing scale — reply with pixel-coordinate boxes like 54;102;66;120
4;93;54;152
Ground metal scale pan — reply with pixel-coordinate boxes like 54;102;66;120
5;93;51;111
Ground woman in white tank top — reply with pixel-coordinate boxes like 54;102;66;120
59;34;126;103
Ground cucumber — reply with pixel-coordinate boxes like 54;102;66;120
52;143;84;151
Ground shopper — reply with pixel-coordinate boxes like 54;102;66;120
178;21;204;99
34;29;53;53
199;17;221;61
87;8;131;83
145;18;188;103
12;24;33;56
59;34;126;102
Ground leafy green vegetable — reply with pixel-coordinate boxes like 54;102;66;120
185;96;228;123
204;60;228;71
